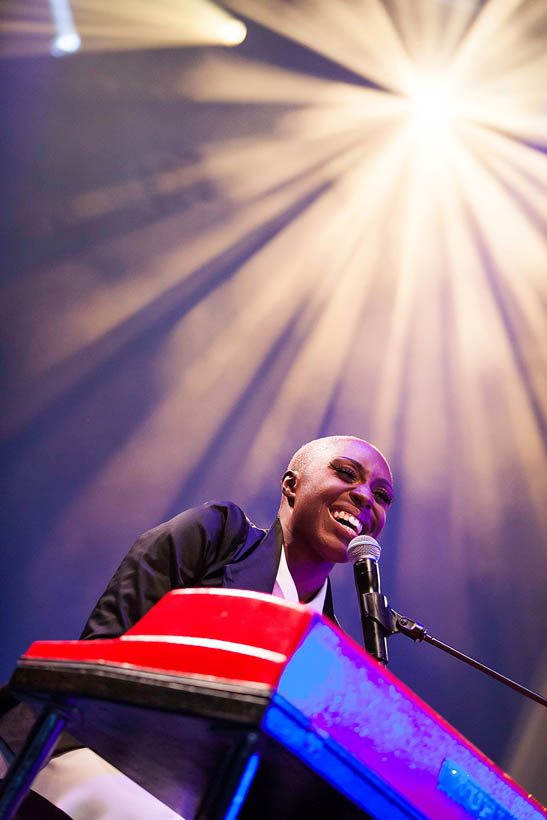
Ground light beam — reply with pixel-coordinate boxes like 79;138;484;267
0;0;246;56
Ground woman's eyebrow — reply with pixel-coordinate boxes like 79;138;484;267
342;457;365;472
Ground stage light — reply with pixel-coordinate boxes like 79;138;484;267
3;0;247;56
5;0;544;613
49;0;80;56
51;30;81;56
406;72;457;134
220;18;247;46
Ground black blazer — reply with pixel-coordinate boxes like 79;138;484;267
1;502;338;762
82;500;337;639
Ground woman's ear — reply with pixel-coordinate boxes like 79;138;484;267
280;470;297;507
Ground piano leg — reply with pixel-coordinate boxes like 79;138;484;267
0;706;67;820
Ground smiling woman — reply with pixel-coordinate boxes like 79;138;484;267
277;436;393;601
1;0;545;807
0;435;391;818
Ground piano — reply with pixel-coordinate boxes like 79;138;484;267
2;589;545;819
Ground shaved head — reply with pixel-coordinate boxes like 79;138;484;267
286;435;392;482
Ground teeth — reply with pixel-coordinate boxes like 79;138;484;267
332;510;362;535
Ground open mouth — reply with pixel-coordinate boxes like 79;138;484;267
330;509;363;536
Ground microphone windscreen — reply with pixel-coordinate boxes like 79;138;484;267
347;535;381;563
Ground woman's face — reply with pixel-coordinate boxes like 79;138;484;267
282;438;393;565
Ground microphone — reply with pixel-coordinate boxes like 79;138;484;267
347;535;389;666
347;542;547;706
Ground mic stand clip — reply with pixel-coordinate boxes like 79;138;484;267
359;592;426;642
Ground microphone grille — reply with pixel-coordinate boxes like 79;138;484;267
347;535;381;563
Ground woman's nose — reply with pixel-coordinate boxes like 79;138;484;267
350;484;374;509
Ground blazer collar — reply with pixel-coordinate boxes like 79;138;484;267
222;517;339;625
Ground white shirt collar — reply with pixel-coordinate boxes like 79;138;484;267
272;544;328;614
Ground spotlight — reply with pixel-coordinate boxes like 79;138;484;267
51;31;81;56
407;72;457;135
220;19;247;47
49;0;80;56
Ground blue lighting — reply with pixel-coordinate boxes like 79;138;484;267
223;752;260;820
438;760;518;820
51;31;81;56
262;699;415;820
49;0;81;56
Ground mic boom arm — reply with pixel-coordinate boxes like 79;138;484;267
359;592;547;708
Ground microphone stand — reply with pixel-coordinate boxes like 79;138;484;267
358;591;547;708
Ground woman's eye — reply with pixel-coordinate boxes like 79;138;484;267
374;488;393;505
335;465;357;480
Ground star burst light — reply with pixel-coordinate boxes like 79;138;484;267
406;71;458;133
2;0;545;621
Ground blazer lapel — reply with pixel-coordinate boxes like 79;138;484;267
223;517;340;626
222;519;282;594
323;579;341;627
